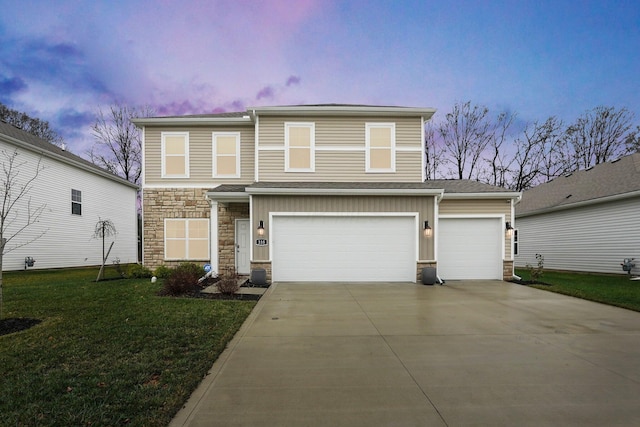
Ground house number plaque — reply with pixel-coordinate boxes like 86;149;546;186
256;239;268;246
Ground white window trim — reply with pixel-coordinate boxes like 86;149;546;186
365;122;396;173
161;131;190;178
284;122;315;172
164;218;210;261
212;132;241;178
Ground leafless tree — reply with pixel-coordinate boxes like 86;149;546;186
437;101;496;180
564;106;638;170
424;122;444;180
0;149;47;317
481;111;516;188
0;103;63;146
89;104;154;185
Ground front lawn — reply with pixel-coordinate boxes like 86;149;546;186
515;268;640;312
0;267;256;426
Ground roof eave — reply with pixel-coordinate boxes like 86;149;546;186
442;192;522;200
517;190;640;218
131;116;254;128
246;187;445;197
248;105;437;121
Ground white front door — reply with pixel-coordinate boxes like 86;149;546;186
235;219;250;274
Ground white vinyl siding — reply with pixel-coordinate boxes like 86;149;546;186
0;140;137;271
366;123;395;173
284;122;315;172
164;218;209;260
515;197;640;274
161;132;189;178
212;132;241;178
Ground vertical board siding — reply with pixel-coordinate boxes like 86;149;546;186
144;126;255;185
515;198;640;274
252;195;434;261
258;116;423;181
439;199;513;258
1;141;138;271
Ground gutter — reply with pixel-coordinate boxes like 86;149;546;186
246;187;445;197
131;116;253;127
442;192;522;200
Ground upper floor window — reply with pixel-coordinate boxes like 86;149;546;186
161;132;189;178
71;189;82;215
366;123;396;172
164;218;209;260
285;122;315;172
212;132;241;178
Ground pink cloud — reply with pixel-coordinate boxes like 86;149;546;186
286;75;301;86
256;86;275;100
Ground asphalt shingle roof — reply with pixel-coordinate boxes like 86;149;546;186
516;152;640;216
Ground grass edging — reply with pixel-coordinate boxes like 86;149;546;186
515;269;640;312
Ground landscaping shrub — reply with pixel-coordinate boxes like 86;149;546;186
127;263;153;278
158;263;204;296
216;267;242;295
154;264;173;279
526;253;545;282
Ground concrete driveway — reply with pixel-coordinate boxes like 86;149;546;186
171;281;640;426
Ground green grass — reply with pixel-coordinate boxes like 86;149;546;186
0;267;256;426
516;268;640;312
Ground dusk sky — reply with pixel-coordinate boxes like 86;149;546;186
1;0;639;156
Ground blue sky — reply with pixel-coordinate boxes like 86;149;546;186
1;0;639;155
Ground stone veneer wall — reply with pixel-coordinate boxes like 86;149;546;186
250;261;272;281
143;188;210;270
416;261;437;284
217;203;249;273
503;260;514;281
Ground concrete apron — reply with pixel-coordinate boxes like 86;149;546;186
171;281;640;427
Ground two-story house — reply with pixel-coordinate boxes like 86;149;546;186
134;105;521;282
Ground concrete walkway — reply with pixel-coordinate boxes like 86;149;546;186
171;281;640;426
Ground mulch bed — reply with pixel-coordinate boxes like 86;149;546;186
0;318;42;337
510;278;553;286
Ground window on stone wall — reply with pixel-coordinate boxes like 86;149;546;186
164;218;209;260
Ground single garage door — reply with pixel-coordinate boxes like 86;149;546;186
438;218;503;280
272;215;416;282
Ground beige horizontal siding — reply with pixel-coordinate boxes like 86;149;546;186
252;195;435;261
257;116;423;181
439;198;513;258
144;126;255;186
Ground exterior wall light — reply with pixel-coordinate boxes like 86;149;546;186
423;220;432;238
257;220;265;236
505;221;514;237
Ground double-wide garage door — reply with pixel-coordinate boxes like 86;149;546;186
438;218;503;280
272;216;416;282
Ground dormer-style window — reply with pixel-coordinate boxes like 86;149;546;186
161;132;189;178
285;122;315;172
212;132;241;178
366;123;395;173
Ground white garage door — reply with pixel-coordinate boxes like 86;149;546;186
272;216;416;282
438;218;503;280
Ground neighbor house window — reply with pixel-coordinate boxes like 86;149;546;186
164;219;209;260
366;123;395;172
71;189;82;215
161;132;189;178
514;229;519;255
212;132;241;178
285;122;315;172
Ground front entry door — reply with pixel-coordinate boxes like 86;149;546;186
235;219;250;274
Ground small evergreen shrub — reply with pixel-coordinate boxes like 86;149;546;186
158;263;204;296
127;264;153;279
153;265;173;279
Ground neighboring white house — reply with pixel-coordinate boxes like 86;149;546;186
515;152;640;275
0;120;139;271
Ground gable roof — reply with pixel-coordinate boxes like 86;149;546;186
0;120;138;189
516;152;640;217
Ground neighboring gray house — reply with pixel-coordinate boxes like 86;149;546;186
515;152;640;275
0;120;139;271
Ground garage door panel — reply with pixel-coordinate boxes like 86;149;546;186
438;218;502;280
272;216;416;282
